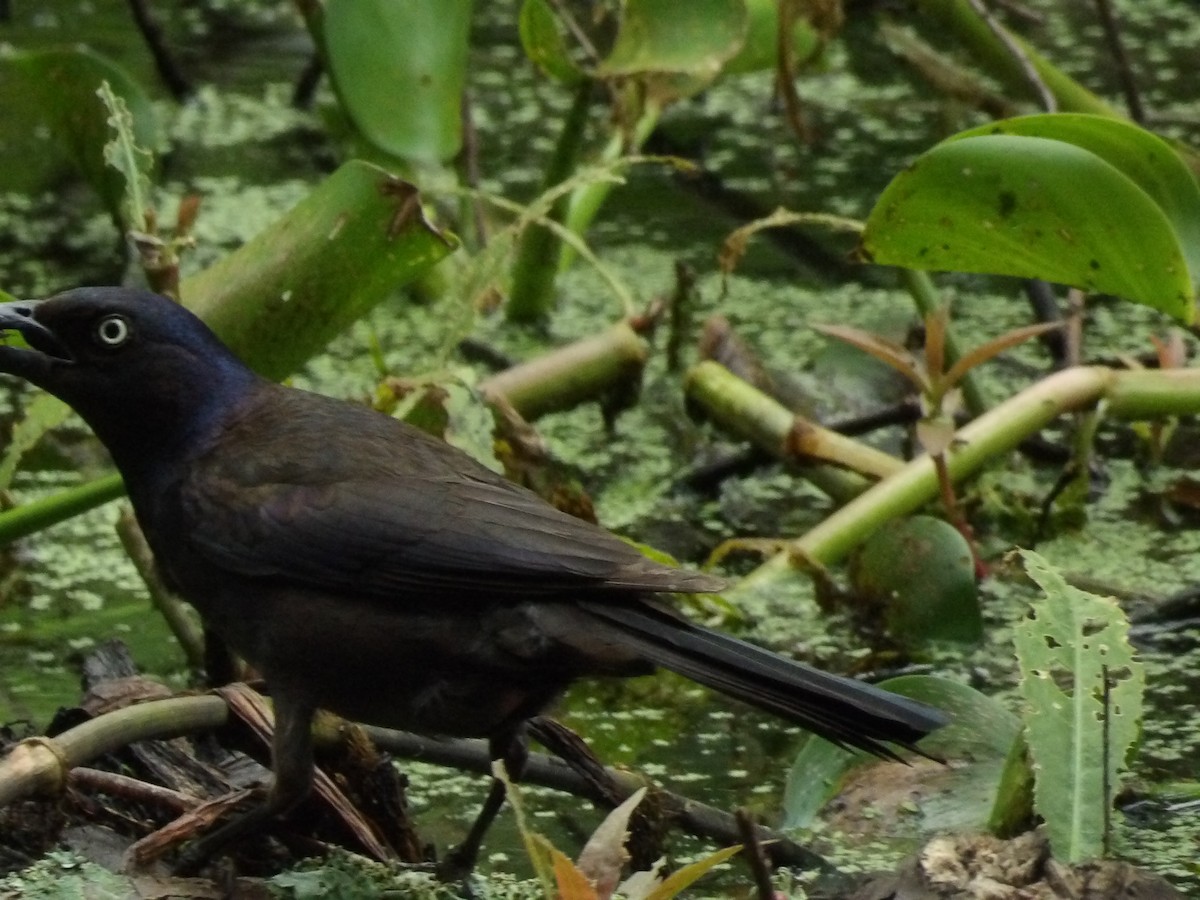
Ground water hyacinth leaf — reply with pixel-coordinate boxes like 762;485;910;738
948;115;1200;298
519;0;585;84
182;161;457;381
595;0;747;89
323;0;472;163
783;675;1015;830
862;133;1194;322
723;0;821;75
1015;549;1145;863
849;515;981;646
0;48;158;220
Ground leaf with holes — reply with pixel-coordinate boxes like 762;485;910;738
1014;550;1144;863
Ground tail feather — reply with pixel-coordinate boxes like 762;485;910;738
583;601;947;756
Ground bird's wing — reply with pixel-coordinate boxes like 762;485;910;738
178;393;721;599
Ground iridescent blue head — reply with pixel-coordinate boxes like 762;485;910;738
0;287;261;472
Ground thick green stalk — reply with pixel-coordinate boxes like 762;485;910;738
738;365;1200;591
558;103;662;271
507;79;595;323
0;473;125;545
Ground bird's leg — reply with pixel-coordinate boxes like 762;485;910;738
437;729;529;882
176;690;317;874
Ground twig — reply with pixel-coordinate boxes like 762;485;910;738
736;808;777;900
125;0;192;101
357;723;828;871
964;0;1056;111
1089;0;1145;123
291;53;324;110
0;695;828;872
69;766;199;815
115;508;206;670
546;0;600;65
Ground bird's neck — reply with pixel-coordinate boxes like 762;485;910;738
86;366;264;494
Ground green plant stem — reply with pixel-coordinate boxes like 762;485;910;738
507;78;595;323
0;695;227;807
0;473;125;545
558;102;662;271
685;360;893;492
901;268;988;415
912;0;1120;116
736;364;1200;590
480;320;648;420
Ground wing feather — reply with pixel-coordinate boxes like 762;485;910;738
179;387;723;600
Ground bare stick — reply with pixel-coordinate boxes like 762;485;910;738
965;0;1056;111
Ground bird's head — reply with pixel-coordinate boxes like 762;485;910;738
0;287;260;468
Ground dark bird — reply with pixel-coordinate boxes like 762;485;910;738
0;287;946;874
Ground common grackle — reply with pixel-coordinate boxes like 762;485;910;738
0;288;947;875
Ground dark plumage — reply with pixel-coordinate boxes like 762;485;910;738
0;288;947;874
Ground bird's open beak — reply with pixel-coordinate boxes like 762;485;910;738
0;300;72;361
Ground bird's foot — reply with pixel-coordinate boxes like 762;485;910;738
435;844;483;895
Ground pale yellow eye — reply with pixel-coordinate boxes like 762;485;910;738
95;314;131;347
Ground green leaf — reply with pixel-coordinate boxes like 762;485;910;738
849;515;982;646
181;161;458;380
947;114;1200;297
723;0;820;75
783;675;1018;831
519;0;585;84
96;80;154;232
595;0;747;88
862;133;1195;322
1015;549;1145;863
323;0;473;163
0;48;158;222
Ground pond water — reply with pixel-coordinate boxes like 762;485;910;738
1;0;1199;894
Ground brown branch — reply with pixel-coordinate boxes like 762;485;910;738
1089;0;1145;123
964;0;1056;111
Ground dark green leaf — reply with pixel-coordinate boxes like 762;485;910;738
595;0;746;85
323;0;473;163
948;114;1200;297
783;675;1018;830
850;515;982;645
862;133;1195;322
519;0;585;84
0;48;158;222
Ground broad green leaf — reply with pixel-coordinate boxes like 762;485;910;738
182;161;457;380
948;114;1200;297
862;133;1194;322
1015;550;1145;863
784;676;1018;832
723;0;821;75
519;0;585;84
323;0;472;163
0;48;158;220
595;0;747;86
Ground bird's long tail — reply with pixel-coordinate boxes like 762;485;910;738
580;601;947;757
